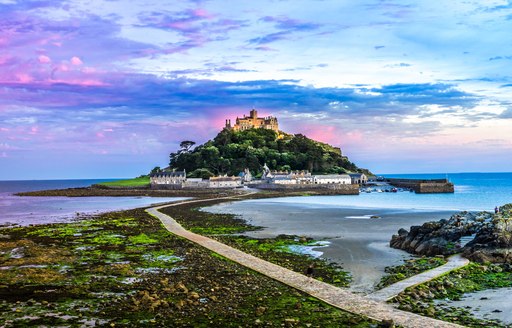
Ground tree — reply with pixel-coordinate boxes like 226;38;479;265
179;140;196;152
168;128;368;176
149;166;161;175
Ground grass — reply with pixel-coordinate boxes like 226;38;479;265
97;176;150;187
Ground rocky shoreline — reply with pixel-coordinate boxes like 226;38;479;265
390;204;512;263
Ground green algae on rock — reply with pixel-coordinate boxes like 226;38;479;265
377;257;447;289
0;207;375;327
392;262;512;327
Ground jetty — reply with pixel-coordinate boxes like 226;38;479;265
386;178;454;193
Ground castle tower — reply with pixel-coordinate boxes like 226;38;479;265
226;109;278;132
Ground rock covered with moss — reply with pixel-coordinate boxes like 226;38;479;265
390;211;492;256
463;204;512;263
390;204;512;263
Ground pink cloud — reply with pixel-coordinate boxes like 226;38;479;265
71;56;83;65
15;73;34;83
38;55;51;64
0;54;13;65
29;126;38;135
192;8;215;19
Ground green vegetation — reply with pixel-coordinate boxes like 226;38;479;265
393;262;512;327
377;257;447;288
96;176;150;187
169;128;366;176
0;208;375;327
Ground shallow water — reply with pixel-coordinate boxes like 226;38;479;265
0;179;188;226
436;288;512;324
205;201;455;292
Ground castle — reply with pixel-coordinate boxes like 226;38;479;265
225;109;278;132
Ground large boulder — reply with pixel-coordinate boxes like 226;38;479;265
463;210;512;263
390;211;495;258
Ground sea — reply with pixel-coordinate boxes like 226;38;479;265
204;172;512;298
1;173;511;227
0;179;187;226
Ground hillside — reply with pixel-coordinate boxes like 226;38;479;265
169;128;369;178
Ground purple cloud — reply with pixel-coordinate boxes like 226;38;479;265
137;9;248;53
249;15;321;45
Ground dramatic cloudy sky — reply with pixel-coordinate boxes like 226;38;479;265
1;0;512;179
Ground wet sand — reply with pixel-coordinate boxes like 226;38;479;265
205;201;456;293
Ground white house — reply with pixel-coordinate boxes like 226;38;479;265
313;174;352;185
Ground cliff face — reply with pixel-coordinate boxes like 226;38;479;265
169;128;369;177
390;205;512;263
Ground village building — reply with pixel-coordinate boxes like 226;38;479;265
209;175;242;188
183;178;209;188
312;174;352;185
349;173;368;185
150;170;186;186
225;109;279;132
239;168;252;182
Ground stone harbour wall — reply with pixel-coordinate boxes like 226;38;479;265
253;183;359;194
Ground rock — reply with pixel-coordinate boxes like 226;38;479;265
379;319;395;328
188;292;200;300
390;206;512;262
255;306;266;315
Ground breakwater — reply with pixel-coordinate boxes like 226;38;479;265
386;178;454;194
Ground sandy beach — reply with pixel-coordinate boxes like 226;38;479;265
205;200;456;293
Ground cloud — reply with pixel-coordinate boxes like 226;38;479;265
248;15;321;45
500;108;512;118
136;9;248;53
70;56;83;65
489;55;512;61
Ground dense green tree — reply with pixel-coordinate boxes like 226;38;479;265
169;128;367;176
149;166;162;175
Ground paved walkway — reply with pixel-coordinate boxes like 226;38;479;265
147;196;464;328
367;254;470;302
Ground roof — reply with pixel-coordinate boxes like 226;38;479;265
210;176;240;182
151;171;186;177
348;173;366;178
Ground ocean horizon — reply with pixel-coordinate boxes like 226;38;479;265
1;172;512;226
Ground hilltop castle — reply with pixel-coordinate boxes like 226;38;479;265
225;109;279;132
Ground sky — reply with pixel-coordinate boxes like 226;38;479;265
1;0;512;179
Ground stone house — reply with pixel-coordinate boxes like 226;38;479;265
348;173;368;185
150;170;186;186
209;176;242;188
